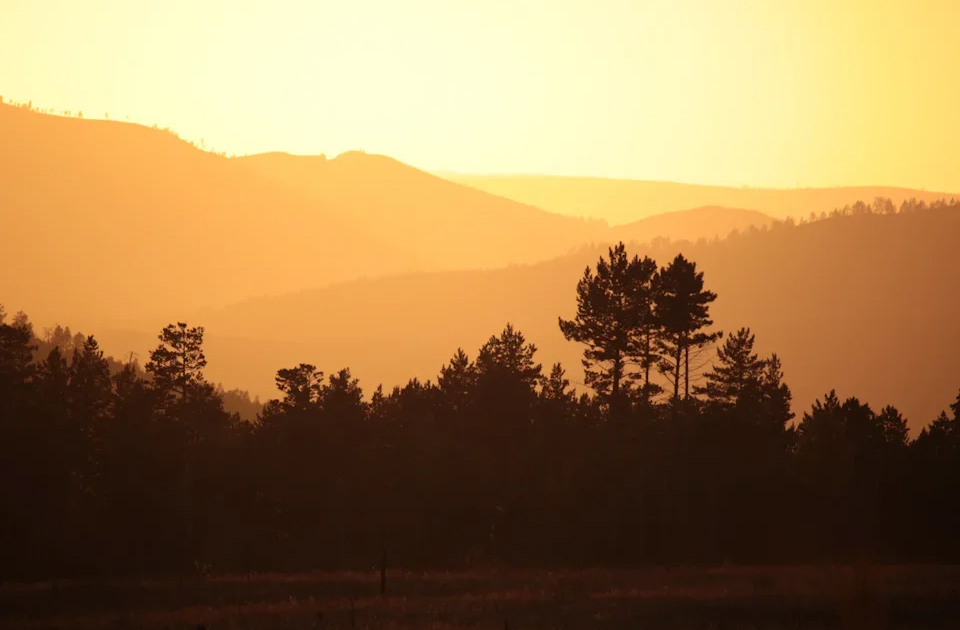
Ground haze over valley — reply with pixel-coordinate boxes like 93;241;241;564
7;3;960;625
2;102;958;432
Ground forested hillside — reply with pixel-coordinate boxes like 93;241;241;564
3;243;959;579
187;199;960;431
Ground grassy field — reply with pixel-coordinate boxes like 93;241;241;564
3;565;960;629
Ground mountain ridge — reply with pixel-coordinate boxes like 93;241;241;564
443;172;959;224
0;103;428;325
99;204;958;435
234;150;609;271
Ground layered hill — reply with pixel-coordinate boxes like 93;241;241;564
238;152;772;262
443;173;959;225
236;152;606;269
5;105;958;431
169;205;960;433
0;104;420;326
0;104;788;331
0;106;598;329
612;206;773;245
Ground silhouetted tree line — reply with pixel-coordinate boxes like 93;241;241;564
1;242;959;581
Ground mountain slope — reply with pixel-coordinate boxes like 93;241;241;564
611;206;773;244
2;104;848;334
178;205;960;433
236;151;607;269
444;173;959;224
0;104;420;326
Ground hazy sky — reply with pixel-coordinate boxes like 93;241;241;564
2;0;959;189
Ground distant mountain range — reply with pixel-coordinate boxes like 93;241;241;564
614;206;774;245
3;104;959;430
0;104;412;325
2;104;780;328
239;152;777;256
235;151;603;270
174;206;959;433
442;172;958;225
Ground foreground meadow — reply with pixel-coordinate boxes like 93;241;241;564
3;565;960;629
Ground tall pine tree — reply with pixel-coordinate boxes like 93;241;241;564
559;243;658;408
654;254;720;401
697;327;765;406
145;322;208;407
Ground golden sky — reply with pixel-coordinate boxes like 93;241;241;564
2;0;958;190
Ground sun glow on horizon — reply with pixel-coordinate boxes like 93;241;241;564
2;0;959;190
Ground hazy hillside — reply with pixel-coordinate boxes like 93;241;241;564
0;104;420;326
239;153;772;257
152;204;959;433
443;173;959;224
237;151;607;269
5;103;956;430
1;104;806;331
611;206;773;244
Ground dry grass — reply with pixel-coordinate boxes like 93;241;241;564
3;565;960;629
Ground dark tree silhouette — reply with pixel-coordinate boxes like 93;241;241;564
274;363;324;412
795;392;910;558
2;228;960;580
0;311;34;383
541;362;575;404
68;336;112;428
475;323;542;404
696;327;766;406
11;310;33;338
145;322;208;405
559;243;658;408
752;353;795;438
654;254;721;400
320;368;366;423
43;324;76;353
437;348;476;414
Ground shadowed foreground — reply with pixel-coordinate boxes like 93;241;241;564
5;566;960;629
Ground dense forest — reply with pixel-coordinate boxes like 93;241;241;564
2;243;958;582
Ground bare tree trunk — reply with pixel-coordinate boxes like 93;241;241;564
673;340;682;401
644;329;652;399
610;355;627;421
684;345;690;399
611;355;620;400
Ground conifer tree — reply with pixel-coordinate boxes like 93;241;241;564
541;362;575;404
654;254;721;401
476;323;542;397
145;322;207;406
559;243;658;407
275;363;324;412
697;327;765;406
321;368;366;423
475;323;542;425
69;336;112;425
759;353;794;430
438;348;477;413
0;310;35;384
